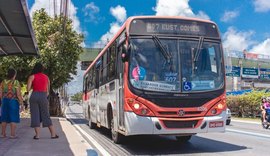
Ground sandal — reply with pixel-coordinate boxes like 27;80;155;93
33;136;39;140
9;136;18;139
51;135;59;139
0;134;6;138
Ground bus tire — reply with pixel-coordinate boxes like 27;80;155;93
175;135;192;143
109;108;123;144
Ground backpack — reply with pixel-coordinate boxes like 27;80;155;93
1;80;19;99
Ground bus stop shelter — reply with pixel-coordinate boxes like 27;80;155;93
0;0;38;56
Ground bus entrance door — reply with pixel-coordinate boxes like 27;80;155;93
117;47;125;130
95;67;101;127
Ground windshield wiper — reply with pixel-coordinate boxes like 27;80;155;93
194;37;204;62
152;35;172;63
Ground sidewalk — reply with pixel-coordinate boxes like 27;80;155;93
0;117;95;156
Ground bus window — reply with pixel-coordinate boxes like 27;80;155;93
84;76;88;93
108;43;116;80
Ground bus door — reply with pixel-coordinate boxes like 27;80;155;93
95;64;101;126
117;46;125;129
83;75;88;118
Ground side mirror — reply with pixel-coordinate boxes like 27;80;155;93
121;44;130;62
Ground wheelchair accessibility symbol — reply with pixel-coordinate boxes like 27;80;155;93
183;82;192;91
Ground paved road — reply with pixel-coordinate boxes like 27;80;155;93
66;103;270;156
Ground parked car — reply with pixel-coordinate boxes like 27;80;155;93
226;108;231;125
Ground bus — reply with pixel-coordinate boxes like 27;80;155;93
83;16;226;144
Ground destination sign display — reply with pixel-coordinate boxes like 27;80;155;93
129;19;219;38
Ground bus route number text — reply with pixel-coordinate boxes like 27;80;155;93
146;23;200;33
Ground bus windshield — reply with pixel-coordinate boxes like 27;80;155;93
128;38;224;93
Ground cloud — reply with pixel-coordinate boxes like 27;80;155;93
250;38;270;54
221;10;239;22
153;0;210;19
110;5;127;23
92;5;127;48
223;27;255;51
254;0;270;12
83;2;103;23
30;0;81;33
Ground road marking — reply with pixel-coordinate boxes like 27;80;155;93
232;119;260;125
227;128;270;139
66;110;111;156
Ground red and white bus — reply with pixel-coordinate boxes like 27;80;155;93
83;16;226;144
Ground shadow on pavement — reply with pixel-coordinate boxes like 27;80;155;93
120;135;247;155
90;127;247;156
0;118;75;156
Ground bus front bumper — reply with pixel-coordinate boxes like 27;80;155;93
124;111;226;136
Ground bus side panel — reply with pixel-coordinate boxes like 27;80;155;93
89;89;97;124
82;95;88;119
98;80;117;129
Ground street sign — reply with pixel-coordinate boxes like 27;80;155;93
260;68;270;79
226;66;241;77
242;68;258;78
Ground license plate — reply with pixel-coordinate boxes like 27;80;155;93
209;121;224;128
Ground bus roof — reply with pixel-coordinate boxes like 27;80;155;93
84;16;217;76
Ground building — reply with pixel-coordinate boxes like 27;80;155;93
224;49;270;91
80;48;101;70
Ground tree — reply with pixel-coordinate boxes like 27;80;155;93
32;9;84;89
0;56;34;82
33;9;83;115
71;92;83;101
0;9;83;116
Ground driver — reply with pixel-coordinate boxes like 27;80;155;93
261;97;270;123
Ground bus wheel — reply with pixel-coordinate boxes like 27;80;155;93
110;116;123;144
175;135;192;143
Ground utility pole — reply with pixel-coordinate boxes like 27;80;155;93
54;0;57;16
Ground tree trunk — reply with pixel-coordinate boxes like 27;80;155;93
49;91;62;116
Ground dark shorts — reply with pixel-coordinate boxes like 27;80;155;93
30;92;52;127
1;98;20;123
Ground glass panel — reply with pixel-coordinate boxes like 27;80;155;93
128;38;224;93
180;41;223;92
129;38;180;92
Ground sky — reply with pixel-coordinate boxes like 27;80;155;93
27;0;270;94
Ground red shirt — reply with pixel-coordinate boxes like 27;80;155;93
32;73;49;92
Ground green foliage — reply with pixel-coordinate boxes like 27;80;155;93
0;56;35;82
71;92;83;101
32;9;84;89
226;90;270;117
0;9;83;90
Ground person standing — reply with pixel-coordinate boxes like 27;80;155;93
27;63;58;140
23;92;29;110
0;68;23;138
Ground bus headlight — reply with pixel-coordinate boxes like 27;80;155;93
211;108;217;115
133;103;140;109
125;98;155;117
206;101;226;116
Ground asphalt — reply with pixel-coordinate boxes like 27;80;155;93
0;106;262;156
0;117;96;156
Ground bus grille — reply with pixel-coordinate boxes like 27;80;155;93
158;111;202;116
162;120;198;129
148;98;211;108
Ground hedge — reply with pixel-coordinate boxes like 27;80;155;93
226;90;270;118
